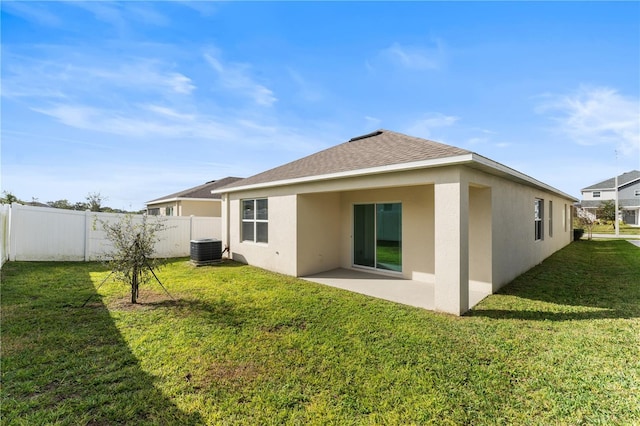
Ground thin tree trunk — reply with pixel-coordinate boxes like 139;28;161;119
132;264;138;304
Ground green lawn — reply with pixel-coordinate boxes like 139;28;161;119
2;240;639;424
577;221;640;235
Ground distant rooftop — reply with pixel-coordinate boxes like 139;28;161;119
581;170;640;191
146;177;243;204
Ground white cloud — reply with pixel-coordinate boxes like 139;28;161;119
204;52;277;107
406;112;459;139
537;86;640;155
380;40;446;71
2;53;195;100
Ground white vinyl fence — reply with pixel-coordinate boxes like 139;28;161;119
3;203;221;263
0;204;10;267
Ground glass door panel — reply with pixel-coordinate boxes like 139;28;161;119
353;203;402;272
353;204;375;268
376;203;402;271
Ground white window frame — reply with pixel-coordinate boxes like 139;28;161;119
534;198;544;241
593;191;601;198
635;189;640;197
548;200;553;238
241;198;268;244
165;206;174;216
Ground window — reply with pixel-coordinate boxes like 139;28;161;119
593;191;601;198
534;199;544;241
165;207;174;216
148;208;160;216
635;189;640;197
242;198;268;243
548;200;553;238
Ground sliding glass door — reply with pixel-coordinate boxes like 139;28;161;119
353;203;402;272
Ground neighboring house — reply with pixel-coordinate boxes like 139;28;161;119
146;177;243;217
214;130;577;315
579;170;640;226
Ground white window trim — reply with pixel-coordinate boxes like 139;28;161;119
593;191;601;198
241;198;268;244
534;198;544;241
548;200;553;238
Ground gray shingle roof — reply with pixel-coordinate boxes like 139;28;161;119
147;176;243;203
220;130;471;190
582;170;640;191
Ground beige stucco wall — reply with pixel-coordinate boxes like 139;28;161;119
226;191;298;276
222;164;575;303
460;167;573;291
338;186;435;282
147;200;221;217
147;201;178;216
297;193;342;276
178;200;221;217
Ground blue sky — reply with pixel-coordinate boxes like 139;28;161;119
2;1;639;211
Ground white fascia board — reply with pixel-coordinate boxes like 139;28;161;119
212;154;475;194
146;197;220;205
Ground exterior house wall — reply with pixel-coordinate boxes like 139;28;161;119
582;189;615;201
178;200;221;217
148;201;178;216
148;200;221;217
227;191;298;276
338;185;435;282
297;193;342;276
461;168;573;290
619;182;640;200
223;164;575;304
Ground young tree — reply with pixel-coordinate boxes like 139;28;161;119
96;214;167;304
576;207;596;240
597;200;616;224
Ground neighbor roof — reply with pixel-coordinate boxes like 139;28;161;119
215;129;577;201
147;176;243;204
581;170;640;191
219;130;470;190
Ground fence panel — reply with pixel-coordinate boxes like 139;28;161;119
6;205;222;261
191;216;221;241
10;204;87;261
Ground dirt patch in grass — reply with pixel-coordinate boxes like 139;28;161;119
107;291;176;311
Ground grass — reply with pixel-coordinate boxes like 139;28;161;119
2;240;639;424
576;221;640;235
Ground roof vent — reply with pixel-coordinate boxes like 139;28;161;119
349;130;383;142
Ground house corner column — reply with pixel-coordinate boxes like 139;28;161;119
434;180;469;315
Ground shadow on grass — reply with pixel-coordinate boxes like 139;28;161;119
469;240;640;321
1;262;204;425
143;298;248;328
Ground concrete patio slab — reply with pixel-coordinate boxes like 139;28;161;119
302;268;490;312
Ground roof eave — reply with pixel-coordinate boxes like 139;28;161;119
212;154;475;194
146;197;221;205
470;154;578;202
213;153;578;202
